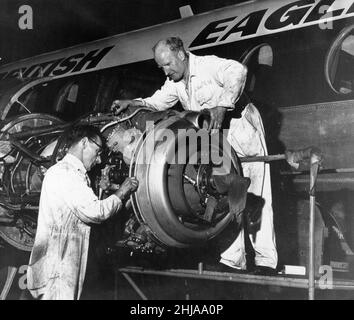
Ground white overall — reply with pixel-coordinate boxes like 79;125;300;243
141;52;277;269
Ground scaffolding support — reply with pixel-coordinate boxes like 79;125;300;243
116;149;351;300
120;272;148;300
116;266;354;299
0;266;18;300
308;152;321;300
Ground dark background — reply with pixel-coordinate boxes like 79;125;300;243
0;0;248;65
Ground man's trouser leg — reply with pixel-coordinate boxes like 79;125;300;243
30;277;77;300
220;104;277;269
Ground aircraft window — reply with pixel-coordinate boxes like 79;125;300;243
241;44;273;97
242;43;273;66
326;25;354;94
67;83;79;103
4;74;100;121
54;78;97;121
258;45;273;66
342;35;354;55
6;88;38;118
55;82;78;114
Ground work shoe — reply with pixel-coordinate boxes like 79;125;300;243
204;263;246;273
251;265;277;276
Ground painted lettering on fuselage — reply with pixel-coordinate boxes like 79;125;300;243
190;0;354;49
0;46;114;80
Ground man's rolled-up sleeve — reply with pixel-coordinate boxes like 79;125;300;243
214;59;248;109
62;173;123;224
141;79;179;111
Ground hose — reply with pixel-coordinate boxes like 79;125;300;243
100;108;153;133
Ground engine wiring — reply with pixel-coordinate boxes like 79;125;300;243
100;107;152;133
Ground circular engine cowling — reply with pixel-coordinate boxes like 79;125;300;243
130;112;244;248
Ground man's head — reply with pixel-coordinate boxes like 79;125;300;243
65;124;103;171
153;37;188;82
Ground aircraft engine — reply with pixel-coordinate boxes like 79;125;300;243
0;109;249;253
101;108;249;252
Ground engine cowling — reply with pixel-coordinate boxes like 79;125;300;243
128;111;244;248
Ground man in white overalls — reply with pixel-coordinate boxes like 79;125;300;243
112;37;278;274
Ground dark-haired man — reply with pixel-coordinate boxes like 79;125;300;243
27;125;138;300
112;37;277;274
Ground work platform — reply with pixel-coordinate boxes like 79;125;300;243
116;266;354;300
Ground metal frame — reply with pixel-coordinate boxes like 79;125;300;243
116;151;353;300
116;266;354;300
0;148;345;299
